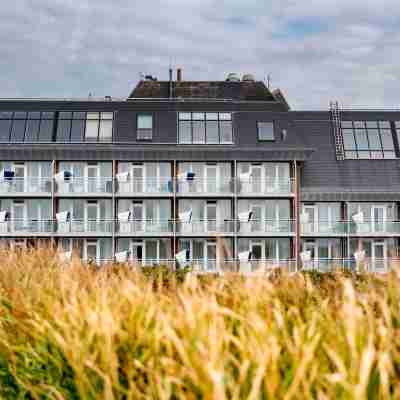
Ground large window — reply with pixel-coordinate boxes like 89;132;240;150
137;114;153;140
257;122;275;141
0;111;114;142
0;111;55;142
178;112;233;144
341;120;396;159
56;112;113;142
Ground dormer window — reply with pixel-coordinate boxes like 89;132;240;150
178;112;233;144
137;114;153;140
257;122;275;141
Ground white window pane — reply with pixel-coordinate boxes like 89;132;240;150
206;113;218;120
192;113;205;120
355;130;368;150
85;120;99;140
258;122;274;141
220;121;233;143
384;151;396;159
87;112;99;120
343;133;356;150
219;113;231;120
341;120;353;128
379;121;391;129
192;121;205;143
137;114;152;129
367;130;381;150
179;113;191;120
179;121;191;143
345;151;358;159
99;120;113;141
101;112;113;120
353;121;365;129
365;121;378;128
380;130;394;150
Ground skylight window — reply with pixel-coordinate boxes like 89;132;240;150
341;121;396;159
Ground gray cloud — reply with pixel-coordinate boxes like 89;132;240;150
1;0;400;108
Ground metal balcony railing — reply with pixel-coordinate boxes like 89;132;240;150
56;177;113;194
176;178;234;195
117;177;173;195
238;219;294;235
177;219;235;235
0;177;52;194
116;219;174;235
237;178;294;195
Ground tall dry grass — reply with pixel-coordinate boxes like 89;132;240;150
0;248;399;399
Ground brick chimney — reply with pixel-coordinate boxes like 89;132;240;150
177;68;182;82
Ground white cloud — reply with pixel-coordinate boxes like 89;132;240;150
0;0;400;108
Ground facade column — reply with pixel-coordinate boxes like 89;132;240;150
112;159;117;260
293;160;300;271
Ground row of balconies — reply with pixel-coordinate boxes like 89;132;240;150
1;219;400;237
0;177;295;196
66;257;395;274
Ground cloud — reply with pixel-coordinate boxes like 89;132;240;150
0;0;400;108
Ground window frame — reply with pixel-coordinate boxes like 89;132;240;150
341;120;397;160
257;121;275;142
177;112;233;144
136;113;153;141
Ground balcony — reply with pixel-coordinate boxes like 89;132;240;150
238;220;294;236
188;259;296;274
301;221;347;236
301;220;400;237
237;178;294;197
301;258;398;273
117;177;173;196
348;221;400;236
56;177;113;196
0;178;51;196
176;178;234;196
0;219;53;236
116;220;174;237
176;219;235;236
56;220;113;236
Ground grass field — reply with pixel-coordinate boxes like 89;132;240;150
0;249;399;399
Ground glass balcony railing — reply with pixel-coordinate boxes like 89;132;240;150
56;220;113;235
56;177;113;194
238;220;294;235
116;220;174;235
0;219;54;235
301;221;348;235
117;177;173;195
176;178;234;195
348;221;400;235
300;258;398;273
177;219;235;235
0;177;52;194
301;220;400;236
237;178;294;195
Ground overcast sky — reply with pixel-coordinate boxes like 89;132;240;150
1;0;400;109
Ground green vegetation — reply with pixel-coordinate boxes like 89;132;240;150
0;248;398;399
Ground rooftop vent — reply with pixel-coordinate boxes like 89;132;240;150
145;75;157;81
226;73;240;82
242;74;255;82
